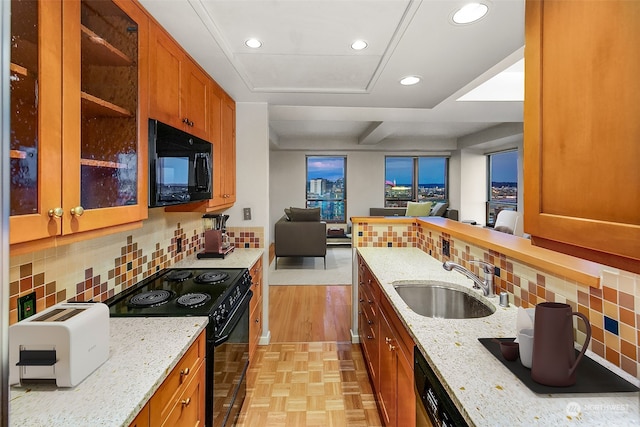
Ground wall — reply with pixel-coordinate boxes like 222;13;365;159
227;102;271;340
458;148;487;224
352;219;640;380
269;149;460;243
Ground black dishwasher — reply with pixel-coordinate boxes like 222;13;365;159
415;347;468;427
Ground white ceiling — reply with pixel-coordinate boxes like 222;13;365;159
139;0;525;151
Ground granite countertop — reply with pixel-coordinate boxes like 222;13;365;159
173;248;263;269
9;317;208;427
357;247;640;426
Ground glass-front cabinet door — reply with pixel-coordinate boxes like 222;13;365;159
9;0;147;246
9;0;63;244
61;0;148;234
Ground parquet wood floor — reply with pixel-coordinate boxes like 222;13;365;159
237;285;382;426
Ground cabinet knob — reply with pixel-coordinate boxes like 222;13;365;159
255;318;259;323
48;207;63;218
385;337;391;344
367;335;373;340
181;398;191;406
70;206;84;216
180;367;190;377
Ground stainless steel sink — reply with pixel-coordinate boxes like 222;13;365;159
393;281;495;319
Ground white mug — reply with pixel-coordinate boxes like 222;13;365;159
518;328;534;368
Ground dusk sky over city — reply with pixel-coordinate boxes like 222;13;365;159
307;152;517;185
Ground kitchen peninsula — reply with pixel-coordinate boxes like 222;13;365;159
356;246;639;426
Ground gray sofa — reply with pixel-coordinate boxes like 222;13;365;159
274;209;327;269
369;205;459;220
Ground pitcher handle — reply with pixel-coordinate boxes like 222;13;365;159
569;312;592;377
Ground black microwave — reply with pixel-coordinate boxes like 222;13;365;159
148;119;213;208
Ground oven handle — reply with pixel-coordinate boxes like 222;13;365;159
214;290;253;346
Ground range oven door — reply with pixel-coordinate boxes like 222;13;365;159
211;289;252;427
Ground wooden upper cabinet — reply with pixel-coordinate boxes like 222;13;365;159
149;22;209;141
524;0;640;273
9;0;62;244
219;93;236;205
10;0;148;246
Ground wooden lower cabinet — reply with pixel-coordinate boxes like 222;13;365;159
249;257;263;362
130;331;206;427
357;255;415;427
128;403;149;427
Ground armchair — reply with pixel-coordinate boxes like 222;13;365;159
274;208;327;269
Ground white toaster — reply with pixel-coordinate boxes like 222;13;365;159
9;302;110;387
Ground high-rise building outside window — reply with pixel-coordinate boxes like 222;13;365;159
487;150;518;225
385;157;448;207
306;156;346;222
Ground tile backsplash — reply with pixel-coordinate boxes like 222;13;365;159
353;220;640;379
9;209;264;325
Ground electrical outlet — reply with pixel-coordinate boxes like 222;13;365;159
18;292;37;321
442;238;450;257
177;237;183;253
243;207;252;220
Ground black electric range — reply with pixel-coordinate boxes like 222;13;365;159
105;267;253;427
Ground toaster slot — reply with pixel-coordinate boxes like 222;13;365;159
17;349;57;366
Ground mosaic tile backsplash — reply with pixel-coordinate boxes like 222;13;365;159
9;209;264;325
353;220;640;379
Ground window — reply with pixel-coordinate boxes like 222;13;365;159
306;156;346;222
385;157;448;207
487;150;518;225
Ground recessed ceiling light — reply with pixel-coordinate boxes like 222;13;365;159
351;40;368;51
245;38;262;48
452;2;489;24
400;75;421;86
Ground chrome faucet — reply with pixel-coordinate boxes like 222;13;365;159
443;260;495;297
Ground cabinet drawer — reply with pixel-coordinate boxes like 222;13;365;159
161;361;206;427
150;331;205;425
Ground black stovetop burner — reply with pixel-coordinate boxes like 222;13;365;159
166;270;193;281
194;271;229;284
176;292;211;308
106;267;250;319
128;289;175;307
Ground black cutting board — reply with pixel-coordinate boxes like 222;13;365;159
478;338;639;394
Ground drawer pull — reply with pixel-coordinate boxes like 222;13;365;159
367;335;373;340
255;318;259;323
180;368;190;377
181;397;191;406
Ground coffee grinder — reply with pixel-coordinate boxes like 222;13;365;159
197;214;234;258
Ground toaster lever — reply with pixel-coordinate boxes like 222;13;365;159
16;349;57;366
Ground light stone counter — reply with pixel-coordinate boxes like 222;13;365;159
357;247;640;427
173;248;263;269
9;317;208;427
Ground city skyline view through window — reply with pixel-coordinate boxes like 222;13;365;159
487;150;518;224
306;156;346;222
385;157;447;207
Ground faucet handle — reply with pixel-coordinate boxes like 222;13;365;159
469;260;494;274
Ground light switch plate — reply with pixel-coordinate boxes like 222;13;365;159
243;208;252;220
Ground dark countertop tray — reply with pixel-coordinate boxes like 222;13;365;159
479;338;639;394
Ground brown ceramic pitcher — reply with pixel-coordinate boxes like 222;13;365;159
531;302;592;387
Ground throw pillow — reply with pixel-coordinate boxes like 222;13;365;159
405;201;433;217
288;207;321;222
429;202;449;217
284;207;292;220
